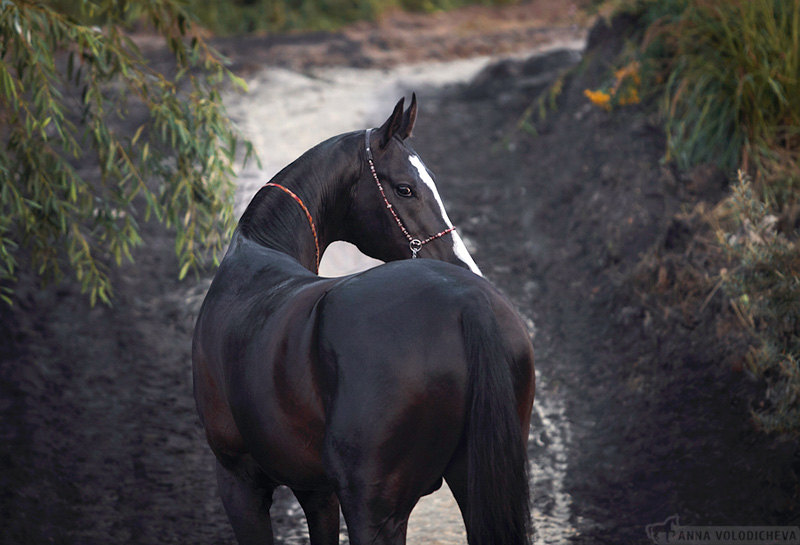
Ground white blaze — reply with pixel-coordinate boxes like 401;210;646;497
451;230;483;277
409;154;483;276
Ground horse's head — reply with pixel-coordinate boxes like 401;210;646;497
345;95;482;276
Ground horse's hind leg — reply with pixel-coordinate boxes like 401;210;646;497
292;488;340;545
325;451;417;545
443;449;470;530
216;460;276;545
335;486;412;545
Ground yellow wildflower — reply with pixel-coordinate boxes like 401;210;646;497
585;60;641;111
584;89;612;111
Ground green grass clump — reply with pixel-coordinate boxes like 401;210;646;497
643;0;800;183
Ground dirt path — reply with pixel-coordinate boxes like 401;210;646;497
2;5;798;545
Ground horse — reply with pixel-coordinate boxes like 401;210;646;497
192;95;536;545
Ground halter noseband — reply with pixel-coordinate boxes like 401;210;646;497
364;129;456;258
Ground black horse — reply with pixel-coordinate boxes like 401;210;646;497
193;95;535;545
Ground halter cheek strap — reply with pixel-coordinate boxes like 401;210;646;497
364;129;456;258
262;182;320;273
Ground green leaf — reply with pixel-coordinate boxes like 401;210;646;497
178;259;191;280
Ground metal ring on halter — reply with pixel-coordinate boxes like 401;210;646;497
409;239;422;258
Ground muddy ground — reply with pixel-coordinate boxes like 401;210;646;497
1;4;798;545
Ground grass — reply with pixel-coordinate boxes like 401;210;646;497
642;1;800;191
606;0;800;433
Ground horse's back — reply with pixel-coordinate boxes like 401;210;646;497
319;259;495;376
319;258;531;401
320;258;532;378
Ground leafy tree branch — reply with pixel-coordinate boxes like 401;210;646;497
0;0;254;305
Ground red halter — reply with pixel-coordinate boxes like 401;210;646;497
364;129;456;258
262;182;320;273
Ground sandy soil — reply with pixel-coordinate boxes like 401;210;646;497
1;4;798;545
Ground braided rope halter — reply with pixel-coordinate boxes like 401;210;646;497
364;129;456;258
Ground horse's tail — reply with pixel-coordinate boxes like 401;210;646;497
460;296;531;545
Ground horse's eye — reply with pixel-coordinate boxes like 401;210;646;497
395;184;414;198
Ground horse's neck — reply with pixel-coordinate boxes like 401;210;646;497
237;134;359;271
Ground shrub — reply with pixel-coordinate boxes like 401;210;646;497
719;173;800;433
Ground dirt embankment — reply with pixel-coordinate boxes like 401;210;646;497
1;5;798;545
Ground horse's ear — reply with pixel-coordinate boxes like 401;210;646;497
377;97;405;149
400;92;417;140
